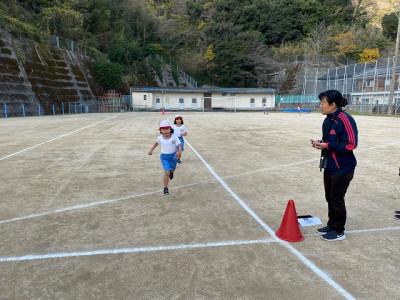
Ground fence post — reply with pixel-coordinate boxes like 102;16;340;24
38;104;41;116
52;104;55;115
74;102;77;113
62;102;64;115
56;36;60;48
4;103;7;118
22;104;25;117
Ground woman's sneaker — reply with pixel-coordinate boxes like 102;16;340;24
163;187;169;195
321;230;346;241
316;226;331;234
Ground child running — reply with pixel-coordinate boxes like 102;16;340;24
263;103;268;115
171;114;187;163
148;120;181;195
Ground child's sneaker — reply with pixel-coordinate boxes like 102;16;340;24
163;187;169;195
321;230;346;241
395;214;400;220
169;171;174;179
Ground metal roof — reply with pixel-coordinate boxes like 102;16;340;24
130;87;276;93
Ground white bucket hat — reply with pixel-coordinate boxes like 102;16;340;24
159;120;172;129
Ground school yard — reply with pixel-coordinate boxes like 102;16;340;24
0;111;399;299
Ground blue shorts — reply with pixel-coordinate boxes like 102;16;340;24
160;152;178;171
177;136;184;151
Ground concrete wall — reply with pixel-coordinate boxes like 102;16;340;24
0;31;101;116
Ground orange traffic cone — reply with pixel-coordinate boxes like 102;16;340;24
162;108;165;115
275;199;304;242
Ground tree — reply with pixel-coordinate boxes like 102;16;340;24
306;22;331;56
210;32;259;87
331;31;357;58
39;1;83;39
93;61;123;90
204;44;215;62
382;12;398;41
358;48;379;62
108;34;143;65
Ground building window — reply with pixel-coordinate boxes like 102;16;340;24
385;79;391;86
262;97;266;104
156;97;160;103
366;80;374;87
361;98;369;105
179;97;184;104
143;95;147;100
221;92;227;96
192;98;197;104
250;98;255;104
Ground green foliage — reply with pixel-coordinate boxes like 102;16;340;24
0;0;396;89
39;2;84;39
108;34;143;65
93;60;123;90
0;11;44;42
382;13;398;41
16;51;26;64
86;0;112;35
210;33;258;87
148;58;163;82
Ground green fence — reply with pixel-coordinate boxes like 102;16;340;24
276;94;319;104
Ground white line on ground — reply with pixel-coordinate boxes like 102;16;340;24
0;114;119;161
303;226;400;237
0;239;275;262
0;182;203;225
1;138;399;225
185;140;356;300
1;225;400;263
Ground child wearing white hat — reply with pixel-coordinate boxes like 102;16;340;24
148;120;182;195
171;114;187;163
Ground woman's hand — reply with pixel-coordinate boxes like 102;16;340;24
310;139;326;149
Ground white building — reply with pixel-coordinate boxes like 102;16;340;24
130;87;276;111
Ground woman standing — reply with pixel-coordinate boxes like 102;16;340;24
311;90;358;241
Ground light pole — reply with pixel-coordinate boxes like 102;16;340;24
388;2;400;115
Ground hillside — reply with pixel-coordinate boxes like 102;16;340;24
364;0;396;27
0;0;399;93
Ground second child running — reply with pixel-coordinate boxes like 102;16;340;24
171;114;187;163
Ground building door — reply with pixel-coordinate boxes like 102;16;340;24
156;97;161;109
203;93;212;111
165;97;170;109
179;97;184;109
192;98;197;109
250;98;255;109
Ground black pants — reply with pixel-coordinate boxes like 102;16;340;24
323;171;354;233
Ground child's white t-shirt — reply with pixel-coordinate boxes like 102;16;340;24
172;124;186;138
156;134;181;154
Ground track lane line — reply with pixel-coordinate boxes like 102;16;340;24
0;114;119;161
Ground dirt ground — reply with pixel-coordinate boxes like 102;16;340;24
0;111;399;299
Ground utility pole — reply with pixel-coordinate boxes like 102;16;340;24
388;2;400;115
